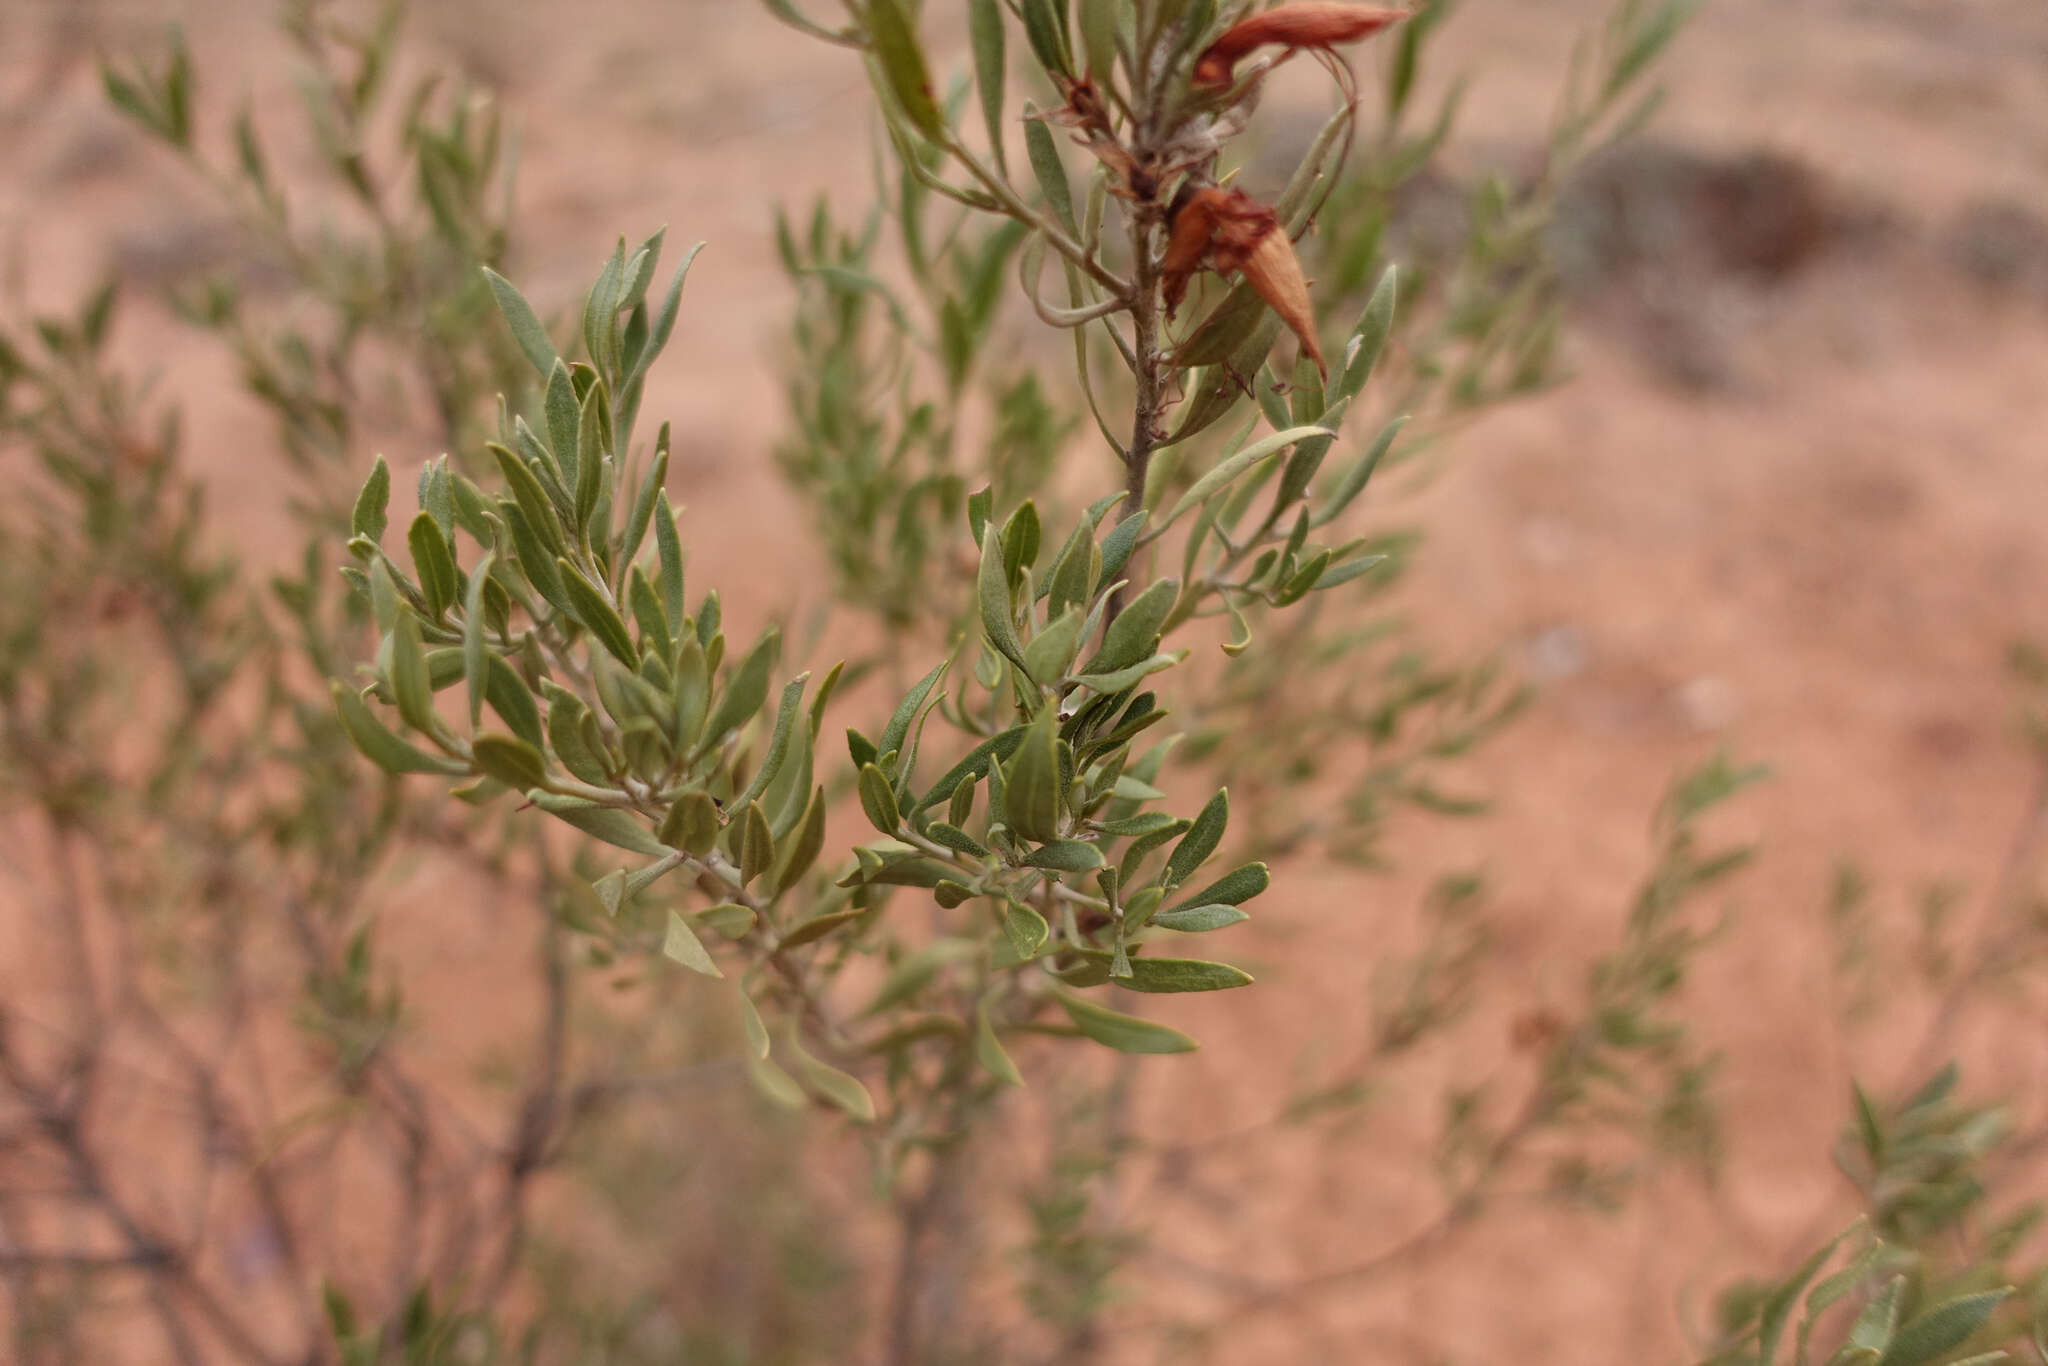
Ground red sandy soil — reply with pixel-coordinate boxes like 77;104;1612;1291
5;0;2048;1361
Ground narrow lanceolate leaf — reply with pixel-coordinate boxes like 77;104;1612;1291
1022;840;1104;872
483;267;558;377
1315;414;1406;527
555;559;637;665
978;523;1033;679
1058;991;1197;1054
389;610;438;736
1150;904;1249;932
461;551;497;727
783;1025;876;1122
701;628;779;750
1020;0;1072;76
868;0;944;138
1166;861;1268;912
1163;426;1333;528
1758;1223;1855;1365
736;675;810;807
663;910;722;977
1165;789;1228;888
490;442;566;557
1875;1289;2012;1366
406;512;457;622
858;763;901;835
739;801;775;887
528;793;667;856
331;682;467;776
1023;114;1076;235
1072;952;1252;992
968;0;1007;168
1334;264;1398;404
352;455;390;542
770;787;827;895
655;490;686;637
878;659;948;764
1088;578;1177;674
1003;708;1063;844
976;999;1023;1086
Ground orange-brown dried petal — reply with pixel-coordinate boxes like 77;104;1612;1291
1161;190;1223;319
1193;3;1409;86
1237;231;1325;378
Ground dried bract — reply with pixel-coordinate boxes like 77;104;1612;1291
1164;186;1326;375
1193;3;1409;88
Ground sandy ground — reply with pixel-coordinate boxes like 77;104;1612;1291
5;0;2048;1360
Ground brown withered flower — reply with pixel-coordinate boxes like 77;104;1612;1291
1192;3;1410;88
1163;185;1325;377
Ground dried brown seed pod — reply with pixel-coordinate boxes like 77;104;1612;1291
1193;3;1409;87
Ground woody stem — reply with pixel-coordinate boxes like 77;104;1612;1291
1123;213;1162;563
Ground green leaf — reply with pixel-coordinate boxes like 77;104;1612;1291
976;1000;1023;1086
1003;708;1063;843
738;800;775;887
858;763;902;835
638;243;704;382
556;559;637;666
1163;426;1333;529
663;910;722;977
917;723;1028;812
352;456;391;542
529;793;667;856
1023;608;1085;686
332;682;466;776
483;267;558;377
576;382;608;534
737;988;771;1060
782;906;864;950
968;0;1008;168
701;628;780;751
1022;840;1104;871
1876;1290;2011;1366
1314;414;1406;527
1071;952;1251;992
460;552;497;727
737;675;811;807
1096;509;1145;591
1164;789;1227;889
1058;990;1196;1054
1166;861;1268;912
1334;264;1398;404
1758;1222;1854;1365
1020;0;1072;76
1023;113;1076;235
406;512;457;621
1088;578;1177;674
471;733;548;789
978;523;1033;679
1149;904;1248;932
927;822;990;858
1003;900;1050;958
388;610;438;736
659;790;721;855
1078;0;1118;79
868;0;944;138
747;1054;807;1109
783;1025;876;1122
878;660;948;764
490;442;566;557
